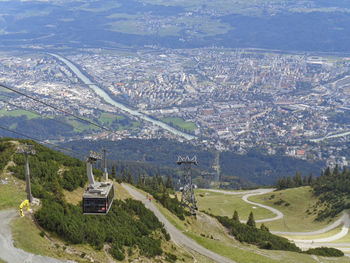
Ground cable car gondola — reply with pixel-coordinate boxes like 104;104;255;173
83;151;114;215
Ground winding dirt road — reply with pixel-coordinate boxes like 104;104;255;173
206;188;283;223
0;209;71;263
206;188;350;250
122;184;237;263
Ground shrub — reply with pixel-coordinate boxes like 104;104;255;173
305;247;344;257
165;253;177;263
214;214;300;252
39;230;46;237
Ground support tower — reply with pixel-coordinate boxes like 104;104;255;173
103;149;108;181
177;156;198;216
17;144;35;203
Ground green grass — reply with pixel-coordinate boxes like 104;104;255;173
161;117;197;132
0;109;38;120
185;232;281;263
107;12;231;37
99;112;124;125
65;118;100;132
283;224;344;240
0;178;26;210
11;216;110;263
249;187;342;232
196;189;275;220
129;185;327;263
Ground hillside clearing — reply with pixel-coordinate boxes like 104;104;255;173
196;189;275;220
129;184;337;263
249;187;342;232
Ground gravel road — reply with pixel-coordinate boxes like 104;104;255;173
122;184;237;263
206;188;283;223
206;188;350;251
0;209;70;263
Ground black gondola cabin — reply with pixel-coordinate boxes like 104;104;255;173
83;182;114;215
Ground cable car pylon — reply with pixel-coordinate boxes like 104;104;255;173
177;155;198;216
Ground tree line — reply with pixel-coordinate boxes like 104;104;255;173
312;165;350;221
113;165;189;220
212;210;343;257
274;172;314;190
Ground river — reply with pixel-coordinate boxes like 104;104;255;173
310;131;350;142
50;53;196;140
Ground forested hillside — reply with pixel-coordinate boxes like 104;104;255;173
0;138;172;261
62;139;325;187
312;165;350;221
220;150;324;185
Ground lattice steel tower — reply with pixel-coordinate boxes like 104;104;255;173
177;156;198;215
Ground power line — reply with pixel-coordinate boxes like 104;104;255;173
0;125;84;158
0;83;116;134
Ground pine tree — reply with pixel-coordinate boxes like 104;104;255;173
151;176;158;190
275;178;282;189
286;176;294;188
308;172;313;185
302;175;308;186
232;210;239;222
293;172;302;187
333;164;339;176
342;166;348;175
325;166;331;176
165;175;173;189
137;175;142;186
280;177;287;189
127;172;133;185
111;164;116;179
260;223;269;232
247;211;256;228
122;169;127;182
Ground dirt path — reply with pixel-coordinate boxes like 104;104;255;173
0;209;71;263
206;188;282;222
122;184;237;263
206;188;350;251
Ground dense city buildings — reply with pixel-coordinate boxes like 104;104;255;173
2;48;350;167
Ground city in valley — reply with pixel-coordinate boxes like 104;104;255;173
1;48;350;167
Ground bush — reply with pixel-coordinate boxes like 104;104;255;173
110;247;125;261
39;230;46;237
305;247;344;257
165;253;177;263
213;214;300;252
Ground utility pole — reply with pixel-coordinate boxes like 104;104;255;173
103;149;108;181
177;156;198;216
17;144;35;203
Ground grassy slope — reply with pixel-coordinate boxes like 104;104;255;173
249;187;342;232
131;185;338;263
196;189;275;220
0;109;38;120
11;216;109;263
283;224;344;240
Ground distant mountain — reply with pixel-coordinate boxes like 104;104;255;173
1;0;350;52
